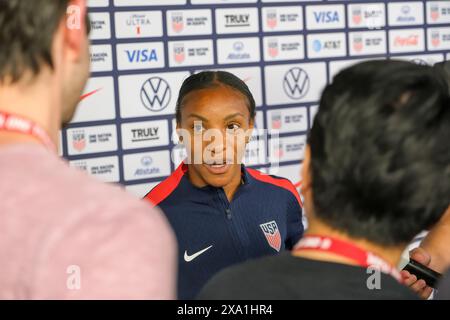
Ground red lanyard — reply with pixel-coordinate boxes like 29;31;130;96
293;235;402;282
0;111;56;152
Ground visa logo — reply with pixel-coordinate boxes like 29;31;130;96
313;11;340;23
126;49;158;63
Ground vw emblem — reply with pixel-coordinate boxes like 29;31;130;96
283;68;310;100
140;77;171;112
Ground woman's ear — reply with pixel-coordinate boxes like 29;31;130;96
249;117;255;129
246;118;255;144
176;123;183;143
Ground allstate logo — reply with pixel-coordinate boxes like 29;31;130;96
401;5;411;15
233;41;244;52
283;68;310;100
135;155;160;177
141;156;153;167
140;77;171;112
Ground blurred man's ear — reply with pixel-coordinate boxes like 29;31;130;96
301;145;315;220
64;0;89;64
301;145;312;192
57;0;91;125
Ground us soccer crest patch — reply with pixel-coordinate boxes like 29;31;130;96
260;221;281;252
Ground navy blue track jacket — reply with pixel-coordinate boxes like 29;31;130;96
145;162;304;299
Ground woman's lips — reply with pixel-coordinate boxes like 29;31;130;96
203;163;232;175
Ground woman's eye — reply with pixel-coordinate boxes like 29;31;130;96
192;123;204;133
227;124;241;132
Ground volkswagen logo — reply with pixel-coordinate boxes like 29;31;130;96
140;77;171;112
283;68;310;100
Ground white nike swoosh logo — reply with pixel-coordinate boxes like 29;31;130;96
184;245;213;262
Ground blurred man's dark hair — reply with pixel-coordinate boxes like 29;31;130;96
0;0;90;83
433;61;450;94
308;60;450;246
0;0;177;300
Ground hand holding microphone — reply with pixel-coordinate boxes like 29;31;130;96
399;247;442;299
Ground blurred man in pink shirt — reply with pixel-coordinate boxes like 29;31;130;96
0;0;177;299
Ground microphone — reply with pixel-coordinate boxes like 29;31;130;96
402;259;442;289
